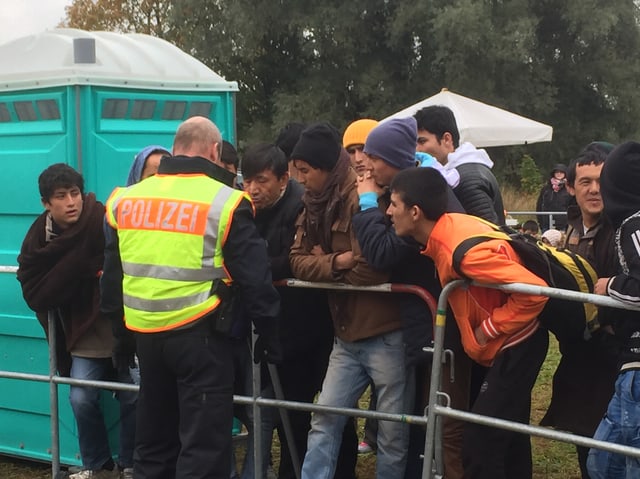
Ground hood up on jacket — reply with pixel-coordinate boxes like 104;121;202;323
126;145;171;186
601;141;640;229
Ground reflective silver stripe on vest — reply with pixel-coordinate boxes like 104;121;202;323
108;189;125;225
123;290;213;312
122;262;226;282
202;187;237;267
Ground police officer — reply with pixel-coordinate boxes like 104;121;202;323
101;116;281;479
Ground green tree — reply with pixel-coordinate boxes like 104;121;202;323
519;154;543;195
62;0;640;166
172;0;423;142
62;0;175;39
531;0;640;166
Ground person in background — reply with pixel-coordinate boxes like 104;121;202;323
588;141;640;478
17;164;137;479
414;104;500;457
116;145;172;388
101;116;281;478
414;105;505;225
241;143;357;479
342;117;381;456
290;123;409;479
521;219;540;237
126;145;171;185
342;119;379;178
536;164;572;231
221;140;241;188
540;228;563;247
388;167;549;479
540;141;619;478
275;122;307;183
354;117;466;478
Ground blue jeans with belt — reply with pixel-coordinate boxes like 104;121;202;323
69;356;137;470
588;369;640;479
301;330;409;479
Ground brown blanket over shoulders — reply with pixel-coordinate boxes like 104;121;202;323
17;193;106;375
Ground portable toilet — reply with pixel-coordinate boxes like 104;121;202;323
0;28;238;466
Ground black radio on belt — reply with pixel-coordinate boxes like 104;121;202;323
211;279;236;335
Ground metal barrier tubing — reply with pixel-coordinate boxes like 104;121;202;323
252;279;436;479
504;210;567;230
422;280;640;479
0;279;437;478
5;273;640;479
0;220;605;479
47;312;60;479
8;274;640;478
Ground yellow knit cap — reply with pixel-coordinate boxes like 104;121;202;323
342;119;379;148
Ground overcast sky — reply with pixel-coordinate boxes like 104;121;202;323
0;0;73;45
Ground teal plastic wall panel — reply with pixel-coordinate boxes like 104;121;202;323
0;81;236;465
0;85;119;466
0;305;121;466
82;87;236;202
0;89;68;216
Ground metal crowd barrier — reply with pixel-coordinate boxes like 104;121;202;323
506;210;567;229
252;279;437;479
4;276;640;479
0;279;437;479
422;280;640;479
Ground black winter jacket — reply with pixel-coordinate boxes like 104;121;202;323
607;212;640;367
536;182;573;231
453;162;505;225
540;207;619;436
253;180;333;359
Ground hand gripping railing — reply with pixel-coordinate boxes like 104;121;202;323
422;280;640;479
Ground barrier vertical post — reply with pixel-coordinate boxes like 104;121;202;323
48;311;60;478
252;330;263;479
422;280;465;479
267;363;301;479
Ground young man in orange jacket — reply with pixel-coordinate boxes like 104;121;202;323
387;166;549;479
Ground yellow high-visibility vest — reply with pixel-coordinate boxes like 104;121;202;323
106;173;247;332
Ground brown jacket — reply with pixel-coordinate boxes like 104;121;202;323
17;194;110;376
290;169;401;342
540;206;618;436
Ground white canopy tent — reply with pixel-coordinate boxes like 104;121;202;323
382;88;553;148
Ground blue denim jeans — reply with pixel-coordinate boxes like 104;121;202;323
301;330;409;479
69;356;137;469
587;370;640;479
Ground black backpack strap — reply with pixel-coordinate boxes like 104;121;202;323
452;235;494;278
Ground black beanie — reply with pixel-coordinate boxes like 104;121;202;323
290;122;341;171
551;163;567;176
601;141;640;229
275;122;306;160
